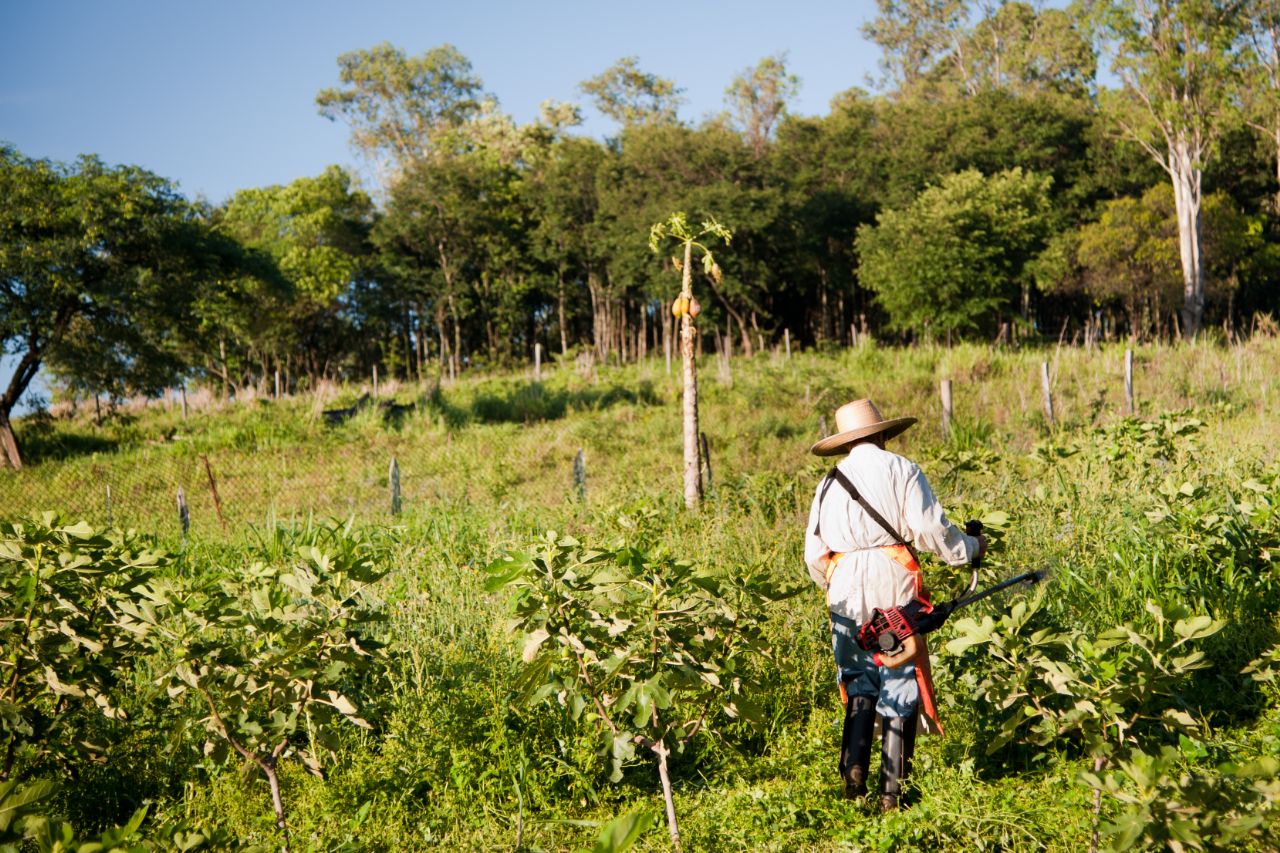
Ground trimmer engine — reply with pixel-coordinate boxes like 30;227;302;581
856;520;1045;666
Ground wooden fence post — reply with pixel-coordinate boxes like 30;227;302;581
573;449;587;503
819;414;828;438
105;484;113;528
200;454;229;534
1040;361;1054;427
784;328;792;360
373;365;379;399
176;487;189;545
275;369;281;399
534;342;543;382
389;457;401;515
941;379;953;438
180;385;188;420
1124;348;1135;416
851;323;858;348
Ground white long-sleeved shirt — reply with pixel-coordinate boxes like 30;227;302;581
805;442;978;624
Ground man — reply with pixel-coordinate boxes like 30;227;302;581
805;398;984;811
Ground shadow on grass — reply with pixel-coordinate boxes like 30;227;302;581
460;379;660;422
12;424;119;466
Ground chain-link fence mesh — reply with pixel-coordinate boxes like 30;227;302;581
0;371;684;539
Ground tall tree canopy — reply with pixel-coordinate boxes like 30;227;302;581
856;167;1054;339
316;42;485;180
0;148;233;467
1093;0;1245;338
580;57;682;127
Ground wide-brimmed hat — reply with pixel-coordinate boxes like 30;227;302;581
809;398;916;456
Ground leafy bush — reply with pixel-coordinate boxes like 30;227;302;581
0;515;166;781
486;530;796;849
133;521;390;850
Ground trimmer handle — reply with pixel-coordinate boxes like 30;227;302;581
965;519;984;569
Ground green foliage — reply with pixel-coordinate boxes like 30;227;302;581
0;779;241;852
1081;746;1280;851
3;346;1280;848
856;167;1054;338
138;521;390;835
316;42;484;168
487;530;792;778
586;810;655;853
0;147;243;463
648;212;733;292
948;597;1222;757
579;57;681;127
1038;185;1261;338
0;515;165;778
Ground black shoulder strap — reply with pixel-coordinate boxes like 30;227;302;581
812;466;908;546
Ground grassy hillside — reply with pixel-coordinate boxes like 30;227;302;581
3;339;1280;851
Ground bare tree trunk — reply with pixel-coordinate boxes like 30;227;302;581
558;266;569;356
447;292;462;377
680;241;702;509
264;761;291;853
415;302;425;381
587;271;608;362
639;301;648;361
1170;138;1205;339
0;411;21;470
219;337;231;401
662;303;672;375
652;740;681;852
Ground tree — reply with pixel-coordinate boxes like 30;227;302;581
486;533;792;851
216;166;375;385
862;0;974;94
145;527;388;851
316;42;484;183
1092;0;1245;338
0;148;214;469
771;92;883;345
525;135;605;356
725;54;800;158
580;57;682;127
865;2;1095;99
1242;0;1280;211
376;149;513;378
962;2;1095;98
649;213;731;510
856;167;1053;339
1037;185;1261;339
0;516;163;782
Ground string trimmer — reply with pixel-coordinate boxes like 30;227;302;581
858;520;1046;667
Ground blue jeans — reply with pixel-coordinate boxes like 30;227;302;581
830;609;919;718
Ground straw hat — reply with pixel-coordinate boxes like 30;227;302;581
809;399;916;456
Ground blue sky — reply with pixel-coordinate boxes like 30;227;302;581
0;0;885;411
1;0;885;203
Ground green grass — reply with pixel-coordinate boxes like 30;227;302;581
5;338;1280;850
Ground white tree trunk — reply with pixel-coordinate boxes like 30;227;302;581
1169;138;1205;339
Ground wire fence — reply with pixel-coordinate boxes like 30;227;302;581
0;381;621;539
0;437;597;541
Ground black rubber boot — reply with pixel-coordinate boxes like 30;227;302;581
879;708;919;812
839;694;876;799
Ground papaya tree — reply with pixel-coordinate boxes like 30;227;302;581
648;213;731;509
486;529;794;851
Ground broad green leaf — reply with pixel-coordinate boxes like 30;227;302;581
591;810;655;853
